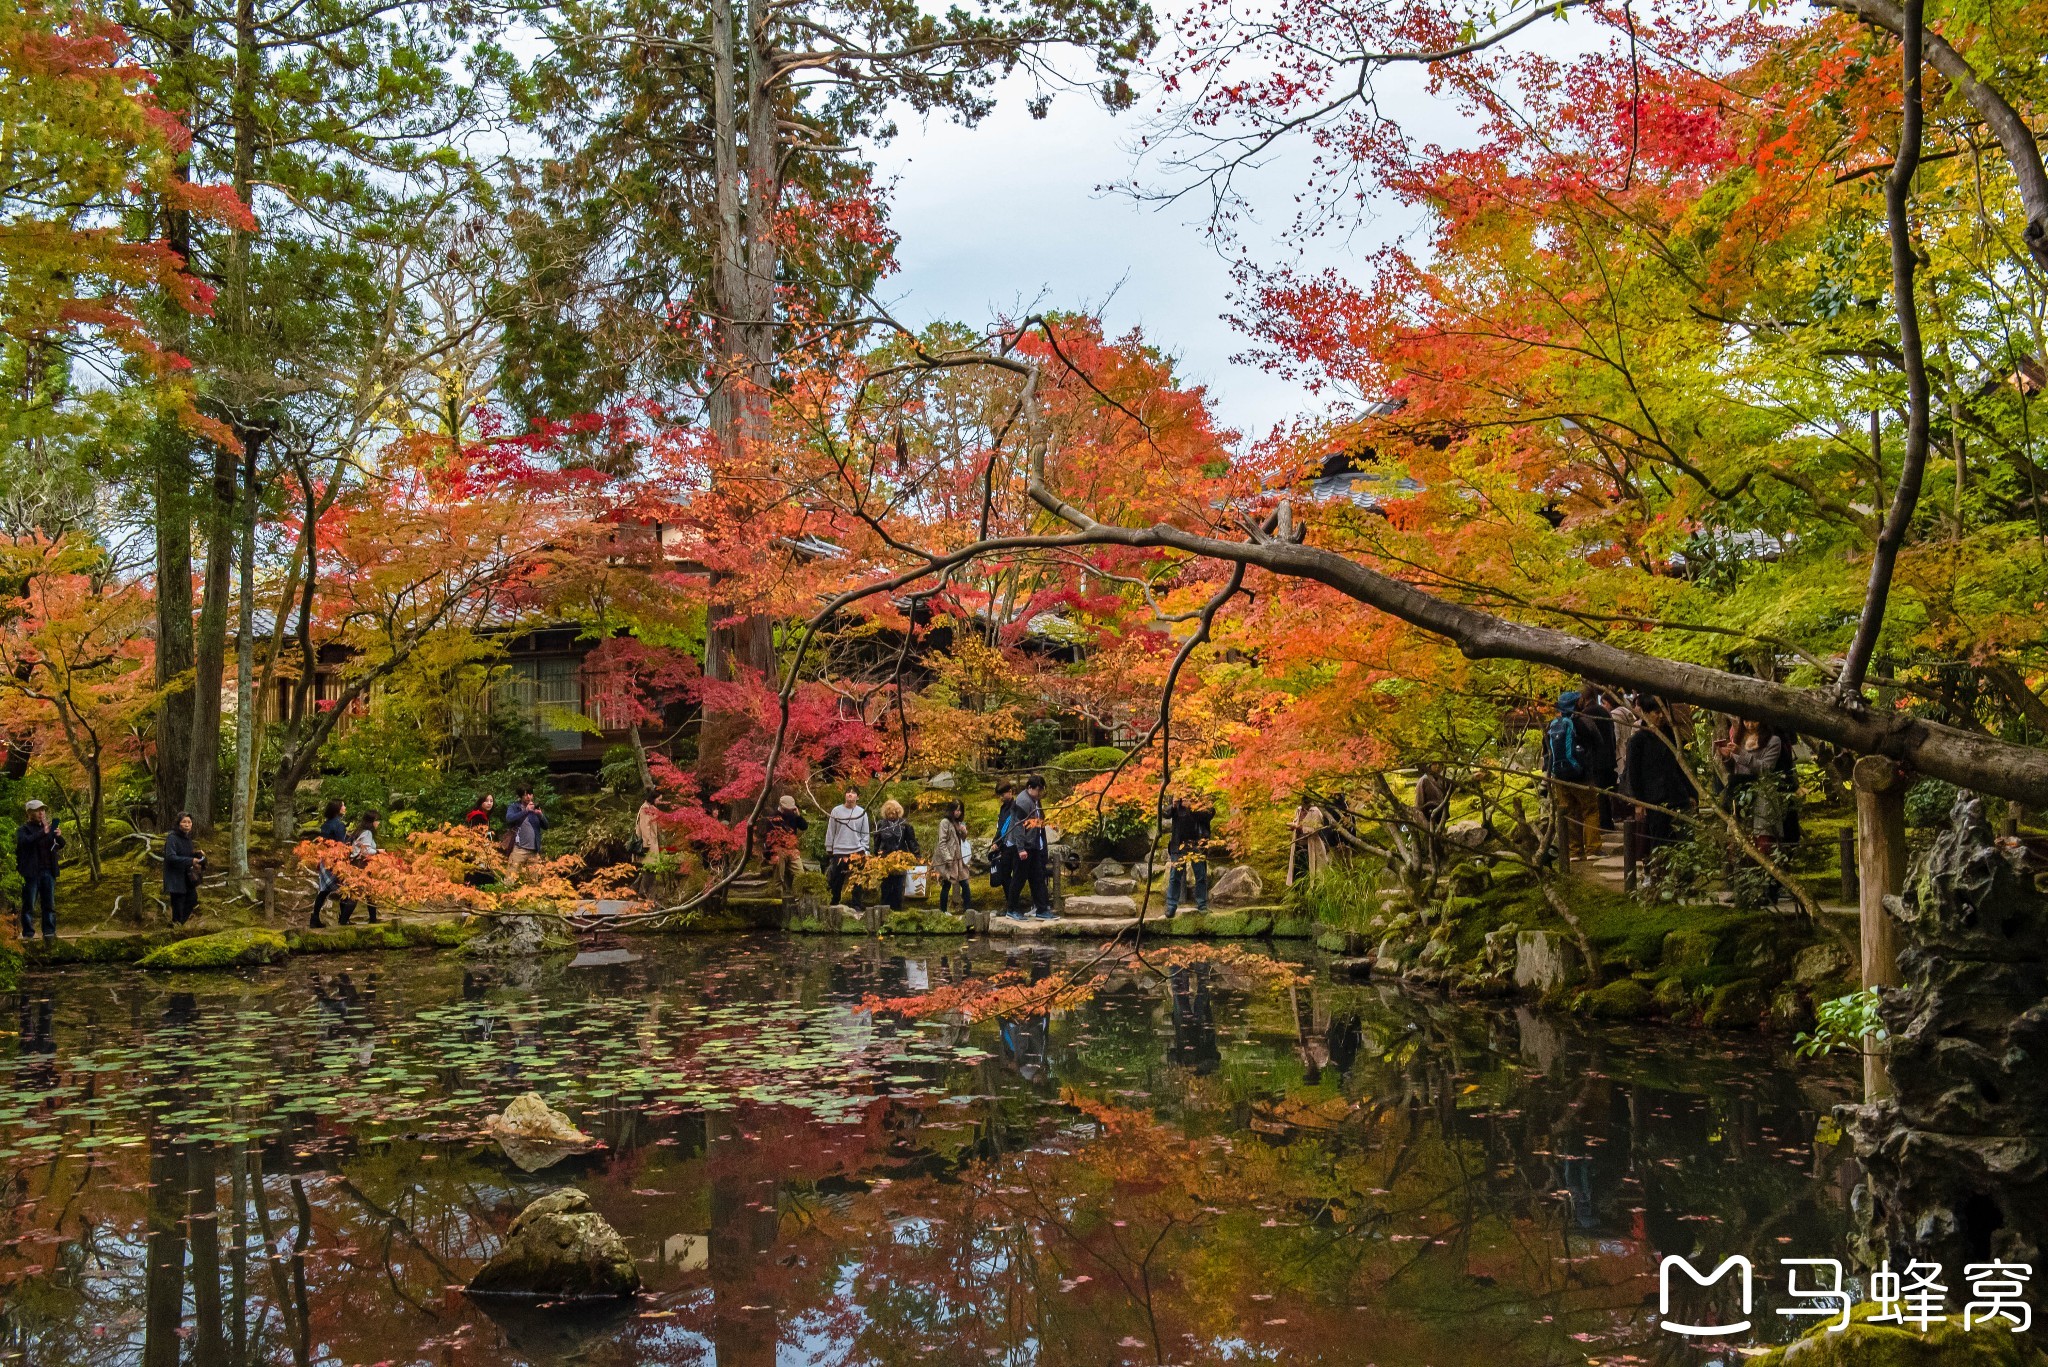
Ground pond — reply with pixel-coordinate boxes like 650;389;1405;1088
1;936;1861;1367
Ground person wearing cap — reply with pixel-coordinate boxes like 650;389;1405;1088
769;794;809;893
14;800;64;941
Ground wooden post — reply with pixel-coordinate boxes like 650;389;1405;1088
260;868;277;920
1853;755;1907;1101
1552;794;1573;874
1838;826;1858;905
1620;816;1639;893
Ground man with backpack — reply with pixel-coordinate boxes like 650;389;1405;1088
1543;691;1602;861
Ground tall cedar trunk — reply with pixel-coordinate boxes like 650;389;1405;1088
194;0;263;836
151;0;199;830
271;488;320;837
186;443;238;828
699;0;779;792
230;441;259;877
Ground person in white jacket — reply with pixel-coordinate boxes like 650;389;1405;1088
824;790;870;907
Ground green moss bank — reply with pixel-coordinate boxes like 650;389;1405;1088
1751;1303;2047;1367
137;928;290;971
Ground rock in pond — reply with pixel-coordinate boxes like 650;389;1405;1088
464;914;575;959
1791;940;1852;984
1208;865;1263;906
1512;930;1585;995
1058;893;1137;917
486;1092;598;1173
466;1188;641;1300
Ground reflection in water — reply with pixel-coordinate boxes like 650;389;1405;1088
0;937;1857;1366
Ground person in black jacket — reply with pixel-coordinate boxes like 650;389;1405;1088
14;800;64;941
987;782;1016;891
164;813;206;926
1163;793;1214;918
310;799;348;928
1579;683;1620;831
1002;776;1053;920
1621;697;1696;854
769;794;810;892
870;799;920;911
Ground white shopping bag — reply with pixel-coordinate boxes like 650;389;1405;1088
905;865;929;898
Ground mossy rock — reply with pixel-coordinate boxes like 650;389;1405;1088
1771;983;1816;1034
1750;1302;2047;1367
138;928;288;971
1154;910;1278;937
1701;977;1769;1029
1269;916;1315;939
1584;979;1655;1019
0;942;20;992
1314;928;1352;954
1652;974;1693;1016
1662;928;1719;970
881;909;967;935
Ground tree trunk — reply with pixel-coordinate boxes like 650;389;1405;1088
153;420;196;832
699;0;781;789
1834;0;1929;700
194;0;264;837
151;0;200;831
1853;755;1907;1101
230;442;259;877
186;443;238;829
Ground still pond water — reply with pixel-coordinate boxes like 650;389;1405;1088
1;937;1859;1367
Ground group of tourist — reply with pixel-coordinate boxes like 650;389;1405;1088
814;775;1057;919
308;800;384;928
1541;684;1801;865
14;799;213;942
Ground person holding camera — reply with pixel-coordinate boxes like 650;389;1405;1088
164;812;207;927
14;800;64;941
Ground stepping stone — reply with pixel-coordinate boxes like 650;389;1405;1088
569;949;640;967
1060;894;1138;916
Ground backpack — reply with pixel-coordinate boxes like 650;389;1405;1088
1546;715;1586;781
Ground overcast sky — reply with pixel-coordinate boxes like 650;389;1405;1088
866;76;1375;447
865;9;1608;446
